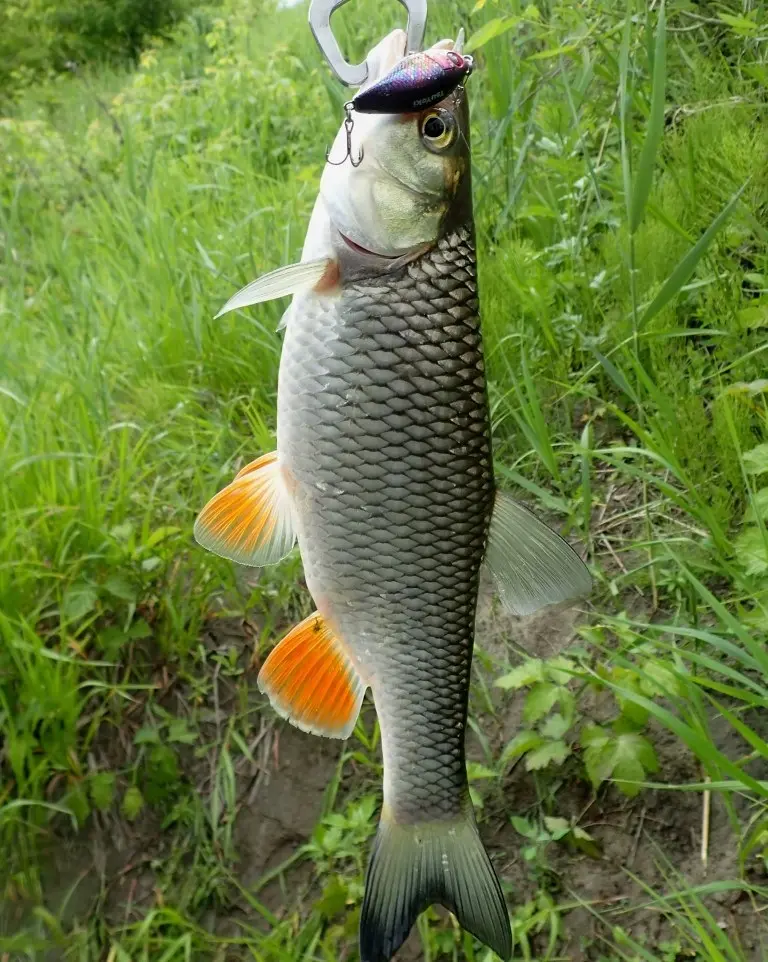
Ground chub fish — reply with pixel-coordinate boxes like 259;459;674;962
195;28;590;962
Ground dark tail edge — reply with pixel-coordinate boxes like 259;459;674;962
359;812;512;962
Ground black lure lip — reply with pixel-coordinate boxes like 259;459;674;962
353;50;474;115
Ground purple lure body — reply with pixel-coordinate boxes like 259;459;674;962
353;50;473;114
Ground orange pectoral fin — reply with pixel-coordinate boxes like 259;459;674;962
194;451;296;567
257;613;366;739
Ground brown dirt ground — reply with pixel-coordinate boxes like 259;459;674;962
10;580;768;961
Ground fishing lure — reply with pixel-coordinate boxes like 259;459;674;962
353;49;474;113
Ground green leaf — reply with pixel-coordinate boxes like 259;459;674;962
523;683;561;723
90;772;116;812
737;303;768;329
317;879;348;919
129;618;152;640
511;815;538;840
61;583;98;621
734;526;768;576
525;739;570;771
97;626;127;659
134;726;160;745
465;16;522;53
543;816;570;839
540;712;570;740
546;656;576;686
640;180;749;326
745;488;768;524
141;526;181;551
103;574;138;603
638;660;681;698
744;444;768;476
501;730;543;765
719;13;758;35
121;786;144;821
629;1;666;233
495;659;544;690
66;784;90;825
467;762;497;781
167;718;197;745
582;728;658;796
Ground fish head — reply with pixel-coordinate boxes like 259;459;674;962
319;32;472;266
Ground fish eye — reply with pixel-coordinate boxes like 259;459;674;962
420;109;456;153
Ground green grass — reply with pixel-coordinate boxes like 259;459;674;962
1;0;768;958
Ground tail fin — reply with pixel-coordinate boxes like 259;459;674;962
359;812;511;962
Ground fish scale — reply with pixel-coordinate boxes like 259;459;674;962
277;225;494;823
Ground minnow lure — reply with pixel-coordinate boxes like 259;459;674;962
353;49;474;113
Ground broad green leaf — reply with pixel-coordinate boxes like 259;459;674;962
737;303;768;329
167;718;197;745
61;583;98;621
543;816;570;839
744;444;768;476
546;656;577;685
134;725;160;745
465;16;522;53
540;712;570;740
629;1;666;233
103;574;137;603
90;772;116;812
640;181;749;326
495;659;544;690
121;786;144;821
719;13;758;34
527;43;579;61
67;786;91;825
523;682;561;723
745;488;768;523
142;526;181;551
467;762;497;781
129;618;152;639
734;526;768;576
582;728;658;796
501;730;543;765
511;815;538;839
525;739;570;771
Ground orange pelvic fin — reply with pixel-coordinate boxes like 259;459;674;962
257;612;366;739
194;451;295;567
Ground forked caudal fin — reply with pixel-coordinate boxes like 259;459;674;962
360;812;512;962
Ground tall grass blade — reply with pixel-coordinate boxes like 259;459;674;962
640;180;749;326
629;1;666;233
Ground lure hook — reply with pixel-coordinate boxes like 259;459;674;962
325;102;364;168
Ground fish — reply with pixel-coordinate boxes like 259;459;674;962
195;28;591;962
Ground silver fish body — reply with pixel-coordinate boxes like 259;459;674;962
278;225;491;824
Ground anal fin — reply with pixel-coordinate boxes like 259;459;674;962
194;451;295;567
257;612;366;739
484;491;591;617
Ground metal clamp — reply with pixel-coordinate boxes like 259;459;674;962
308;0;427;87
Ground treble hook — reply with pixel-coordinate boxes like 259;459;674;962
326;102;364;168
